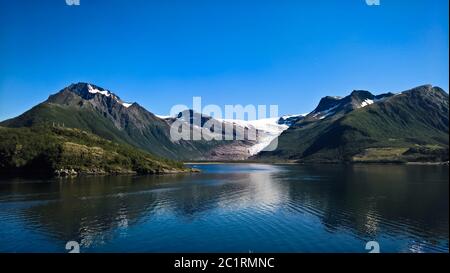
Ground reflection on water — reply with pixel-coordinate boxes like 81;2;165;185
0;164;448;253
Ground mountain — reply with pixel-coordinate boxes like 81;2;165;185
302;90;395;122
161;109;257;160
0;126;193;177
0;82;293;161
159;110;305;160
0;83;224;160
216;114;305;155
255;85;449;163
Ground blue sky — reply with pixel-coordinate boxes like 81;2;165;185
0;0;448;120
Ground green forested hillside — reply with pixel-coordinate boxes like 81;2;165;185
0;126;191;177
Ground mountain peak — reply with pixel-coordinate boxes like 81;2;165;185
308;89;390;121
56;82;134;108
400;85;449;104
404;84;438;94
66;82;113;98
350;90;374;99
314;96;342;113
413;84;433;90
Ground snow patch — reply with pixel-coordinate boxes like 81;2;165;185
87;84;133;108
87;84;111;97
360;99;374;108
280;113;308;119
313;104;339;120
156;114;173;119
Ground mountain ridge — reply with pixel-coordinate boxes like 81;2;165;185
255;85;449;163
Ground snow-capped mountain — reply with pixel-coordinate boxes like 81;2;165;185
157;111;306;157
217;114;306;155
302;90;395;122
49;82;135;110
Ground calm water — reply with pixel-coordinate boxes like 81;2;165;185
0;164;448;253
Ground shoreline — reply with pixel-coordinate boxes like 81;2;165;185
184;161;450;166
0;167;200;179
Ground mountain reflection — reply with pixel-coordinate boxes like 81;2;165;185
0;164;448;252
285;165;448;239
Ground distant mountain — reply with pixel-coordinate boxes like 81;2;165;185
161;109;257;160
216;114;305;155
255;85;449;163
159;110;305;160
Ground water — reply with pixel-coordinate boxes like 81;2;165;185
0;164;448;253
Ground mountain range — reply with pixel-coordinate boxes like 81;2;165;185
256;85;449;163
0;83;297;161
0;83;448;171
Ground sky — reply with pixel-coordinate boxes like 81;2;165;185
0;0;448;120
